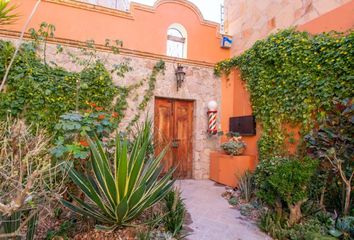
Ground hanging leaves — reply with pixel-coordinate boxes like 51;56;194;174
215;29;354;159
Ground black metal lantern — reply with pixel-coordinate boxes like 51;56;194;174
175;63;186;91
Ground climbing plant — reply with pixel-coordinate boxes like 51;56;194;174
126;59;165;132
0;40;120;132
215;29;354;159
0;23;165;135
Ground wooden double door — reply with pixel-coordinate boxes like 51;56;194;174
154;97;194;178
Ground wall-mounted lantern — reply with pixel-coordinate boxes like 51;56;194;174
207;100;218;135
175;63;186;91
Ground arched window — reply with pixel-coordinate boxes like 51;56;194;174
167;24;187;58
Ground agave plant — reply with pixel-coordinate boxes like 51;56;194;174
0;0;17;26
62;121;175;228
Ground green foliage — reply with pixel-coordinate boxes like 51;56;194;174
305;98;353;174
254;156;317;219
259;211;287;239
137;229;174;240
52;105;119;160
0;119;60;240
254;156;288;205
126;60;165;132
162;189;186;238
305;98;353;214
0;0;17;26
62;121;175;228
239;203;254;217
215;29;354;159
228;197;239;206
268;157;318;206
221;135;246;156
236;170;254;202
220;140;246;156
0;40;120;132
259;210;337;240
329;216;354;240
26;212;39;240
45;220;75;240
0;23;165;135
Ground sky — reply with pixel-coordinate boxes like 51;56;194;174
131;0;224;23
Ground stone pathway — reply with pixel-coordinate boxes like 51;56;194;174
177;180;271;240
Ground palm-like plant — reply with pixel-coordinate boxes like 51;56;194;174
0;0;17;26
62;121;175;228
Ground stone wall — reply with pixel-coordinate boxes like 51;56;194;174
3;38;221;179
224;0;351;55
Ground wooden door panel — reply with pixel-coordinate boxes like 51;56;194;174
174;101;193;178
154;97;194;178
154;98;173;173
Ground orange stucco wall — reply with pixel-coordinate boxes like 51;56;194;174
298;0;354;33
221;2;354;161
220;70;260;159
5;0;229;63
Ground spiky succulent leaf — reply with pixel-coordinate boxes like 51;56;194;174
62;121;174;227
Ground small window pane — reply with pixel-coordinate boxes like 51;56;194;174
167;28;183;38
167;40;184;58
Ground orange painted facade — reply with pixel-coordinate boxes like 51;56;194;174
220;70;260;158
6;0;229;63
2;0;353;181
221;1;354;165
209;152;256;187
298;0;354;34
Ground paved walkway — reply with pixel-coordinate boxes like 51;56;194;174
177;180;271;240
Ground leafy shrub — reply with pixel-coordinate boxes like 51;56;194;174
162;189;186;238
239;204;254;217
0;39;120;132
137;229;174;240
255;156;318;224
0;118;62;239
62;121;175;229
259;211;288;240
215;29;354;159
259;210;336;240
221;141;246;156
221;135;246;156
254;156;287;207
228;197;239;206
52;104;119;160
329;216;354;240
269;157;318;224
236;170;254;202
0;25;165;134
45;220;75;240
305;98;353;215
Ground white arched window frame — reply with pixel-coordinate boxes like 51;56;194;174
166;23;187;58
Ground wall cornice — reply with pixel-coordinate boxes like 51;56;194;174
43;0;134;19
43;0;221;30
148;0;220;28
43;0;219;28
0;29;216;68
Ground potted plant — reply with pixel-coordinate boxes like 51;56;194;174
220;132;246;156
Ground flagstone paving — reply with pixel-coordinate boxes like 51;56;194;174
177;180;272;240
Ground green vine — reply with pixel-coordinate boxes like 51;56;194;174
215;29;354;159
0;23;164;135
126;60;165;132
0;40;120;132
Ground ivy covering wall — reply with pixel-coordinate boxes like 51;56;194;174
215;29;354;159
0;39;165;133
